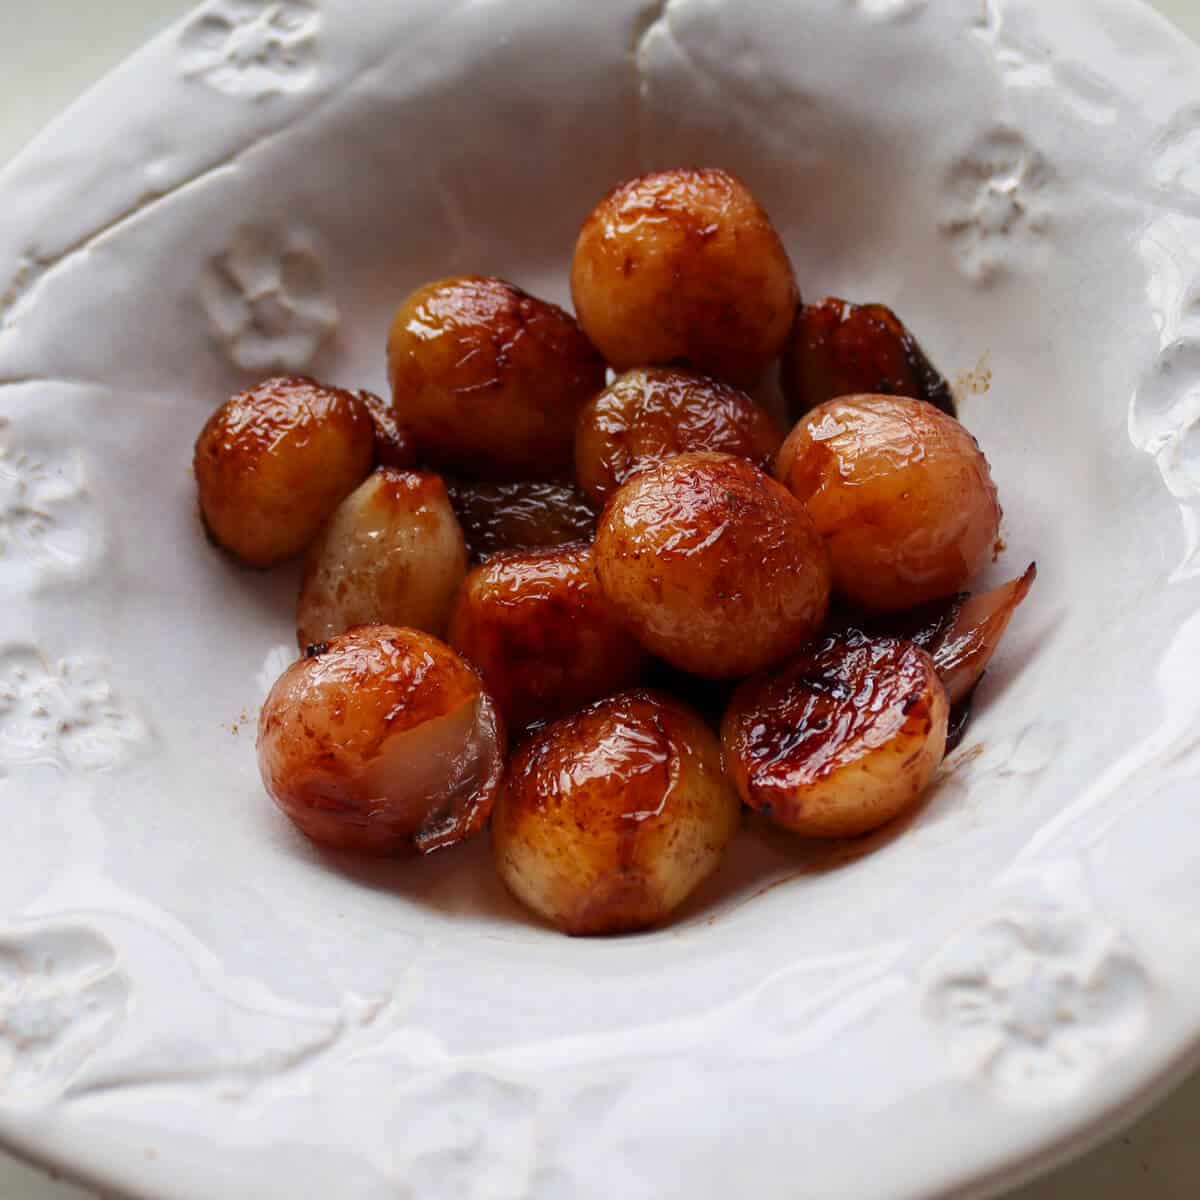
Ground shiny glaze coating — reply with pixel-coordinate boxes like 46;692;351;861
492;689;741;935
593;452;831;678
878;563;1037;706
574;366;783;505
386;275;606;478
781;298;955;420
775;395;1001;612
258;626;505;855
570;168;798;385
721;632;949;838
445;477;597;562
448;543;647;730
193;375;374;567
296;469;467;649
359;388;418;469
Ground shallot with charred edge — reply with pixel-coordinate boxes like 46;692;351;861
721;632;949;838
781;297;956;421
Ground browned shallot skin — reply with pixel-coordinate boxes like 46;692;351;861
570;167;798;386
387;275;606;479
258;626;505;855
775;395;1001;612
873;563;1037;706
492;690;741;935
193;375;374;567
594;452;831;679
722;632;949;839
574;366;782;506
448;543;647;730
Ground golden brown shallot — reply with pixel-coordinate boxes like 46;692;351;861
574;366;782;506
775;395;1001;612
570;168;798;385
387;275;605;479
193;375;374;567
492;690;741;935
258;626;505;855
448;543;647;729
594;452;832;678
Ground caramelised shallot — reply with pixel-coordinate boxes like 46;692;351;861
571;167;798;385
196;163;1042;938
594;452;831;679
296;468;468;649
721;632;949;838
193;375;374;567
776;395;1001;613
574;366;782;506
781;296;955;420
258;626;505;855
387;275;605;479
492;690;741;935
448;543;647;729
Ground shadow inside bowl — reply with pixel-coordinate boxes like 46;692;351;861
286;791;931;940
670;794;935;931
306;834;536;927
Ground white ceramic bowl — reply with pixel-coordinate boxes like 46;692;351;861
2;1;1200;1196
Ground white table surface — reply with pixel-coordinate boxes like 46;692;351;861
2;1;1199;1196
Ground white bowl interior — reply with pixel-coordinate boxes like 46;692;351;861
2;1;1200;1197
